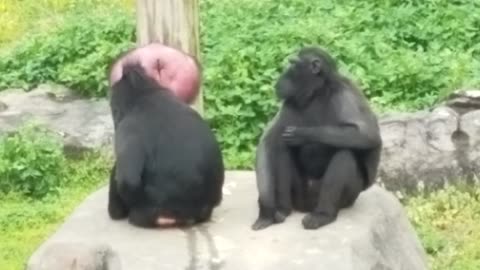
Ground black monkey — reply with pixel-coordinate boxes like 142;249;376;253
107;63;224;228
252;47;382;230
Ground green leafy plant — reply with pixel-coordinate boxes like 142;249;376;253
0;123;67;198
0;9;135;97
0;150;111;270
406;184;480;270
199;0;480;167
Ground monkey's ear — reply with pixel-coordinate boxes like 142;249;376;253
310;59;322;74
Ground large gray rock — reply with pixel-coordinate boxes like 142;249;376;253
27;171;428;270
2;84;480;192
377;89;480;192
0;85;113;153
377;106;461;191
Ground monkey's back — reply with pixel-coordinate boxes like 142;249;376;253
115;89;224;202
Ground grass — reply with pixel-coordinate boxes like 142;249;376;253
0;0;134;51
405;185;480;270
0;152;112;270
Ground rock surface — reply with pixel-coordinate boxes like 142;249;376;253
27;171;428;270
378;89;480;192
0;85;113;153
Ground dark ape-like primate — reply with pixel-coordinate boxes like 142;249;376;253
107;63;224;228
252;47;382;230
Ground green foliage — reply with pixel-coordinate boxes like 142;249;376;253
0;9;135;97
0;0;134;46
406;185;480;270
0;151;111;270
0;194;65;270
1;0;480;167
0;123;111;269
0;123;67;199
200;0;480;167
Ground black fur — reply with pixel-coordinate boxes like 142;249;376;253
252;46;382;230
107;63;224;228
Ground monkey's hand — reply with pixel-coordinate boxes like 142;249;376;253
282;126;310;146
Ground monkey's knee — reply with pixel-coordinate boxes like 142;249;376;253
331;150;356;165
328;150;363;207
328;150;359;179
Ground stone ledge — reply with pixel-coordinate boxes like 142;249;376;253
27;171;428;270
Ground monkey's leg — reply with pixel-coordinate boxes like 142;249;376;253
252;135;292;230
252;137;277;230
292;176;313;213
302;150;363;230
128;206;159;228
289;151;311;212
195;205;214;223
108;164;129;220
275;145;300;220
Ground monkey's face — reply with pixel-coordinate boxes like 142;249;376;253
275;54;326;106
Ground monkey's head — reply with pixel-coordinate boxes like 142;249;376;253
109;64;164;127
275;46;338;106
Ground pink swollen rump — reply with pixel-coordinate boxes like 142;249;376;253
109;43;201;104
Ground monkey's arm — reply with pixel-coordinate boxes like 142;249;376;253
114;132;146;205
288;123;381;149
283;90;382;149
108;162;129;219
252;110;294;230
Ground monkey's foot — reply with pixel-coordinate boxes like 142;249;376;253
251;211;287;231
251;217;275;231
274;210;289;223
107;203;128;220
302;212;336;230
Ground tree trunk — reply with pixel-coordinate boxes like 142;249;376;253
135;0;203;114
